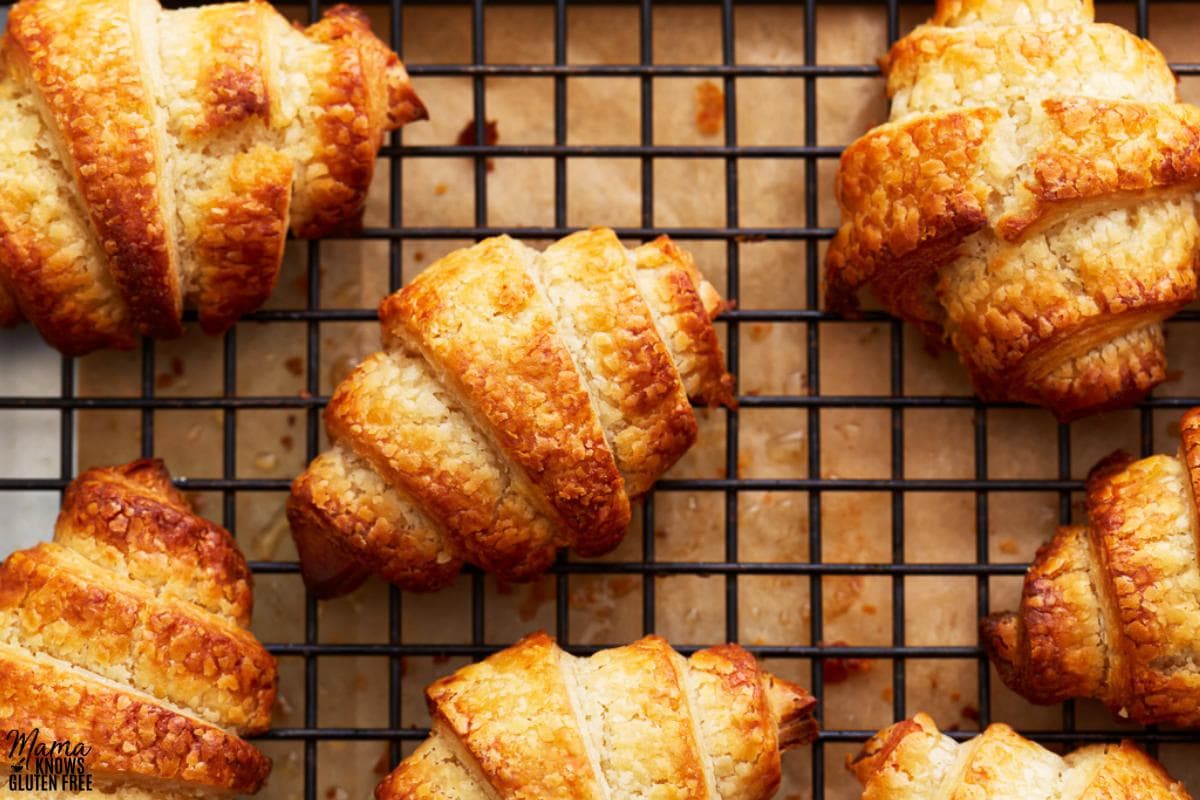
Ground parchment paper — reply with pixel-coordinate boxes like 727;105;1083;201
65;3;1200;798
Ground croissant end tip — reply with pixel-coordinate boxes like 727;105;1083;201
387;73;430;128
766;674;819;750
286;488;372;599
980;611;1021;687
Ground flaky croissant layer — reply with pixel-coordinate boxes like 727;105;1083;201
289;227;733;595
0;0;425;354
851;713;1190;799
0;460;277;798
984;407;1200;728
824;0;1200;420
377;633;817;800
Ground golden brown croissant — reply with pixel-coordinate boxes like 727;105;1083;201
850;713;1190;799
983;407;1200;727
824;0;1200;420
0;0;425;354
376;632;817;800
0;459;277;797
288;227;734;596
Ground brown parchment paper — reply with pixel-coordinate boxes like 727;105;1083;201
68;3;1200;798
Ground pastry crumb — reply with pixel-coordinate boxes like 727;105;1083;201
695;80;724;136
456;118;500;171
820;640;872;684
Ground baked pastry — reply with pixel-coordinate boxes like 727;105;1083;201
824;0;1200;420
983;407;1200;727
0;459;277;797
850;712;1190;799
0;0;426;355
288;227;733;596
376;632;817;800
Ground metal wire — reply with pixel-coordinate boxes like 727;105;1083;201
2;0;1199;797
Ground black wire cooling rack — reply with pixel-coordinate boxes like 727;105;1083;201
4;0;1200;798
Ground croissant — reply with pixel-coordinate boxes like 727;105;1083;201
824;0;1200;420
982;407;1200;727
288;227;734;596
375;632;817;800
0;0;425;355
850;712;1190;799
0;459;277;797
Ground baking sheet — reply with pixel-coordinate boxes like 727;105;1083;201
0;2;1193;797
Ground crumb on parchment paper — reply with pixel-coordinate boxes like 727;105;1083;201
819;640;872;684
695;80;724;135
456;118;500;171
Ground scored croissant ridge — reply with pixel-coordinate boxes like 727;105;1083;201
288;227;734;596
376;632;818;800
850;712;1191;799
0;0;426;355
0;459;277;798
983;406;1200;728
825;0;1200;420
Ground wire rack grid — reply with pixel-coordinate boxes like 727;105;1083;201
3;0;1200;798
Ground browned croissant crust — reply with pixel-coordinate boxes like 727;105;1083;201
288;227;734;596
982;406;1200;727
850;712;1190;799
376;632;817;800
0;0;426;355
824;0;1200;420
0;459;277;797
